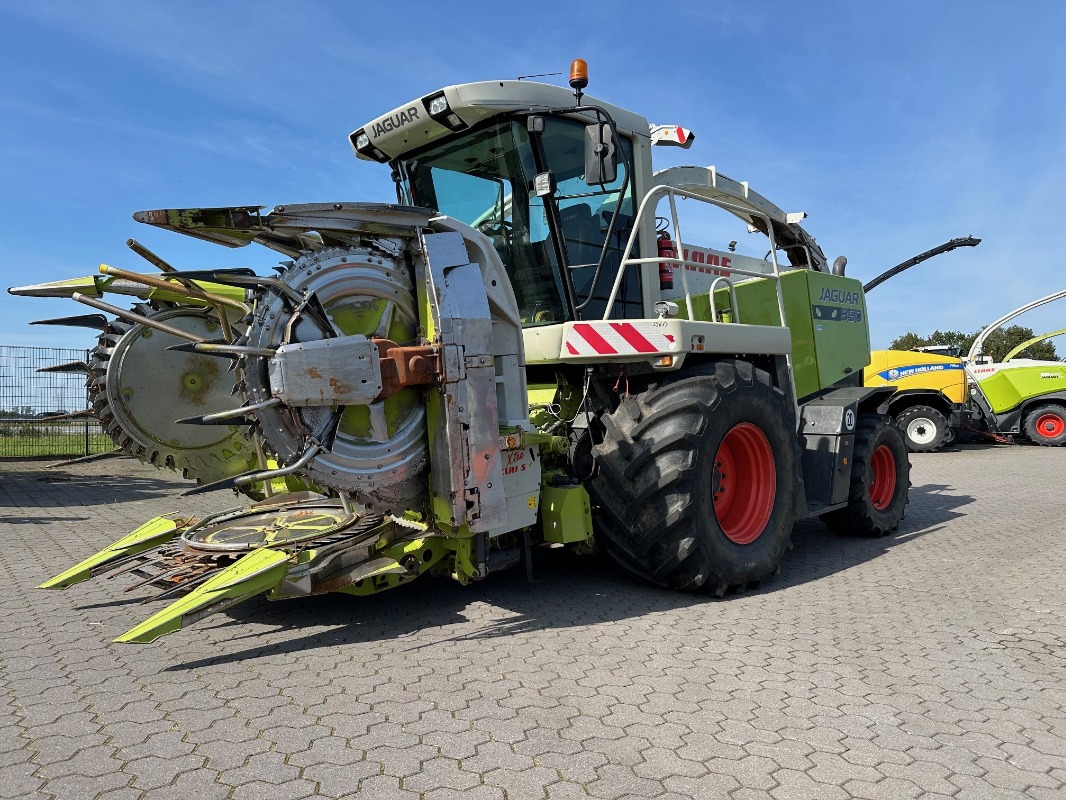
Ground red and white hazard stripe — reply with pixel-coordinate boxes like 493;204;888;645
564;322;677;357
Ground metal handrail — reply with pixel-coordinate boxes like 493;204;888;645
602;184;789;335
602;183;798;425
707;276;738;323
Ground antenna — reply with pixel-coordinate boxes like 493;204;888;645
517;71;562;81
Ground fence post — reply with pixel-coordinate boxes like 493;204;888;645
84;348;91;457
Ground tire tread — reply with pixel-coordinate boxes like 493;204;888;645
587;361;799;593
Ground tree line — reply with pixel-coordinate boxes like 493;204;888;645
889;325;1059;361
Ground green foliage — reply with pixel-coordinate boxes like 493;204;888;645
0;433;113;457
890;325;1059;361
983;326;1059;361
890;332;925;351
0;406;35;419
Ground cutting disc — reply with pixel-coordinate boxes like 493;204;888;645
90;303;258;483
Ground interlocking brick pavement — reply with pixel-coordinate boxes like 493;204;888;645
0;443;1063;799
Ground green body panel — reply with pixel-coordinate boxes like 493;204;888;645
335;535;457;596
527;385;557;406
115;547;291;644
38;515;187;589
541;484;594;544
977;364;1066;413
15;273;246;305
698;270;869;399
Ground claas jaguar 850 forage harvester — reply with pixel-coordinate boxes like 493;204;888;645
12;61;910;643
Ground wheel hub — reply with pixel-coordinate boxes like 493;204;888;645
869;444;897;511
1036;413;1065;438
905;416;937;445
712;422;776;545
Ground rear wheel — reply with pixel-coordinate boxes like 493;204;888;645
894;404;947;452
1023;404;1066;446
586;360;801;595
822;414;910;537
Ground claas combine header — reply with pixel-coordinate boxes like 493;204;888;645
12;62;910;642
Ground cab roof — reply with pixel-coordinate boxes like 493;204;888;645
351;80;650;162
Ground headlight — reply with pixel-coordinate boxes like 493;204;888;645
428;95;449;116
422;92;467;132
349;128;389;163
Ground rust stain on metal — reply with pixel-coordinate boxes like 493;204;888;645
329;377;354;395
374;339;440;398
288;509;335;520
307;367;322;379
178;356;221;406
135;209;169;224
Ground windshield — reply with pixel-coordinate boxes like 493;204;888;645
399;117;640;325
401;121;566;326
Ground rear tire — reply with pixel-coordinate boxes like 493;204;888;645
586;360;801;595
894;404;947;452
1023;404;1066;446
822;414;910;537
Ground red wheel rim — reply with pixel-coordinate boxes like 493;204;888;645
712;423;776;544
869;444;897;511
1035;413;1065;438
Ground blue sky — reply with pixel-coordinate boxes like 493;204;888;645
1;1;1064;352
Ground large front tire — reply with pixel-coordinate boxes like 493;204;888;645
822;414;910;537
586;361;800;595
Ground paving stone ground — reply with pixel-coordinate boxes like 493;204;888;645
0;442;1063;800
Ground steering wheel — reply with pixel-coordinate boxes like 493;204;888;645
477;218;513;239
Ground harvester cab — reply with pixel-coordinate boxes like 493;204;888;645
14;61;912;643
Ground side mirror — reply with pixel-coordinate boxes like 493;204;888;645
584;122;617;185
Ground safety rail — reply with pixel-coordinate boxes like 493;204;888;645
603;184;789;334
602;184;798;424
707;276;739;324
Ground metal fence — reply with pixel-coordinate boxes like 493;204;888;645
0;346;112;458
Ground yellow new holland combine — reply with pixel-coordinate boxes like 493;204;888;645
866;291;1066;449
